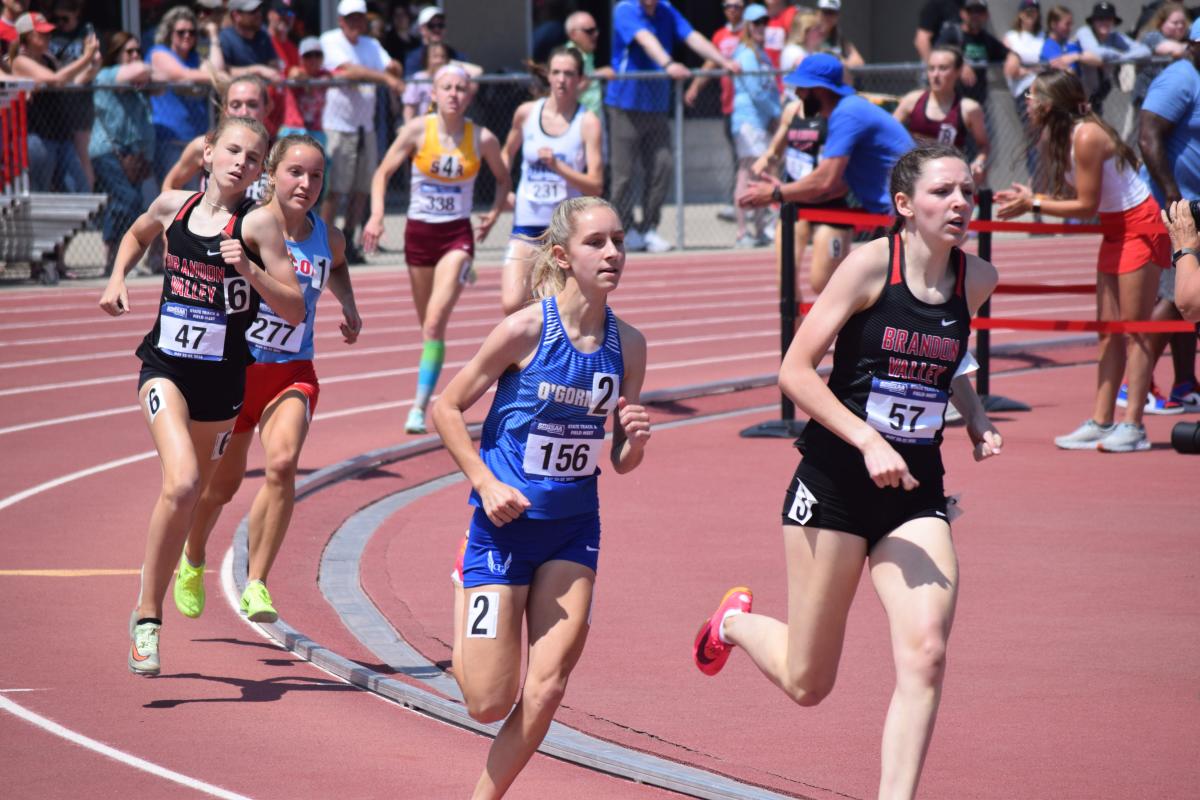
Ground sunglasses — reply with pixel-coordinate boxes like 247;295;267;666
124;46;142;56
174;28;197;37
750;18;768;26
723;3;744;8
578;26;598;36
426;21;446;30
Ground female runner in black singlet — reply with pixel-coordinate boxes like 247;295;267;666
695;143;1002;800
99;115;304;677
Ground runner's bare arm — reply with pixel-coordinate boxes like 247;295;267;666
610;319;649;474
162;136;205;191
432;308;544;525
782;238;919;490
476;128;512;242
325;226;363;344
234;210;304;324
98;191;197;316
363;120;421;252
501;102;531;172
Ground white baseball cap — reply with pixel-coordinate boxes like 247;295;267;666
299;36;322;56
817;0;841;11
417;6;445;27
337;0;367;16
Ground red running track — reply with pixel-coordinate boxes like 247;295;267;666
0;237;1195;799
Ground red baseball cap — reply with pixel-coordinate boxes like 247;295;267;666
15;12;56;36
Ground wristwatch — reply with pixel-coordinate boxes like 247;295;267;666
1172;247;1199;265
1031;195;1042;213
771;185;783;203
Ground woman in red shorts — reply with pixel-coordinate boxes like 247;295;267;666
362;64;511;434
172;134;363;624
997;69;1170;452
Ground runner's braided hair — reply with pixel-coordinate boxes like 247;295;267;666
530;196;618;299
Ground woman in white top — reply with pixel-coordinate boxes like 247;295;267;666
363;65;510;434
997;70;1171;453
499;46;603;314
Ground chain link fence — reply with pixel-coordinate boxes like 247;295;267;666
1;60;1153;282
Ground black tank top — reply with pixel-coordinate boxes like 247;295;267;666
801;234;971;473
136;192;262;371
784;113;825;182
907;90;967;149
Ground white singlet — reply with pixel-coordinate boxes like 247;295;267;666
514;99;587;229
1065;125;1149;213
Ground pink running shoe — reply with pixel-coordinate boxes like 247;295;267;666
450;533;467;587
693;586;753;676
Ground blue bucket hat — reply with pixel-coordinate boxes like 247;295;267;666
784;53;854;96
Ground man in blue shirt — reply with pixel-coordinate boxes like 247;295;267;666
606;0;738;252
219;0;282;83
1137;17;1200;410
739;54;913;280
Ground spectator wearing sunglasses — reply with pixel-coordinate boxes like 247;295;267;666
219;0;283;83
404;6;463;79
565;10;612;118
48;0;96;190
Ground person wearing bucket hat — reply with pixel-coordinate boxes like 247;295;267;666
1136;15;1200;409
740;53;912;284
1075;2;1149;113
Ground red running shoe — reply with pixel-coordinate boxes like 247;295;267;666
693;586;753;676
450;533;467;587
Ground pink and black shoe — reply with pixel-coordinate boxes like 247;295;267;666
693;586;753;676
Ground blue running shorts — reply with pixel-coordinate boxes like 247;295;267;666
462;507;600;587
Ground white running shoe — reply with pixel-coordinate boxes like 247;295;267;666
734;233;757;249
1097;422;1151;453
642;228;672;253
1054;419;1115;450
624;228;647;252
405;407;426;434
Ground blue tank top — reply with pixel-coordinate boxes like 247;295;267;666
246;212;331;363
471;297;625;519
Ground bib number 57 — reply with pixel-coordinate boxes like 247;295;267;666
888;402;926;433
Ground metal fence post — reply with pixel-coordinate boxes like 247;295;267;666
673;76;685;250
975;189;1029;413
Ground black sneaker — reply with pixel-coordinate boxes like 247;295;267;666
345;243;366;265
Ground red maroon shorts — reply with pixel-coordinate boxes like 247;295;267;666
404;217;475;267
1097;196;1170;275
233;360;320;434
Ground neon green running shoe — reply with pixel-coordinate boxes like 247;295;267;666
173;553;205;619
240;580;278;623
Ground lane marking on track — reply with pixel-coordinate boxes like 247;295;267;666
0;348;784;435
0;688;46;692
0;451;155;512
0;695;254;800
0;569;141;577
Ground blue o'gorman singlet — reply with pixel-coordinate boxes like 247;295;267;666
246;211;331;363
471;297;624;519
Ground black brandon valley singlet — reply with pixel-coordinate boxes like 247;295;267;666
801;233;971;474
136;193;262;372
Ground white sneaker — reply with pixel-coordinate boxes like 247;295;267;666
734;233;757;249
1097;422;1151;453
624;228;647;252
1054;419;1115;450
405;407;426;434
642;228;672;253
717;205;737;221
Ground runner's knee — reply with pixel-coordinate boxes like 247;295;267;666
161;470;202;511
465;689;518;724
263;452;299;487
782;671;835;707
520;672;569;717
200;470;243;508
894;629;949;688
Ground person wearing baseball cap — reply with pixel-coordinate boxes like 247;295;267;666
814;0;863;69
1075;1;1150;113
404;5;463;78
1136;15;1200;406
277;37;330;148
319;0;405;262
740;53;912;285
219;0;283;85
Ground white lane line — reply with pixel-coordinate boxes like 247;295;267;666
0;451;155;512
0;373;130;398
1;345;782;435
0;695;254;800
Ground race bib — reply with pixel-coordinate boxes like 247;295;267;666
588;372;620;417
864;377;948;444
522;161;567;204
937;122;957;145
419;183;464;217
157;303;226;361
246;310;305;354
224;276;252;314
785;149;815;181
523;418;604;478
